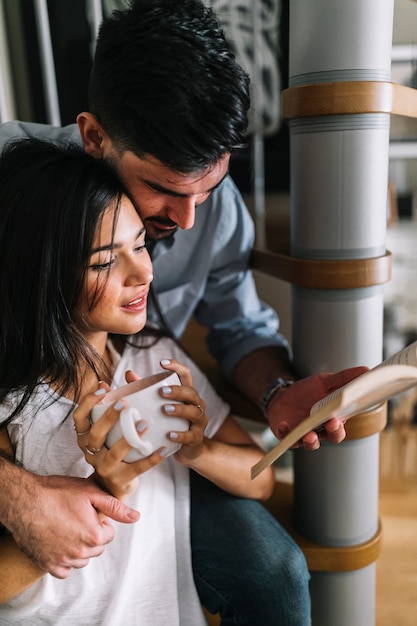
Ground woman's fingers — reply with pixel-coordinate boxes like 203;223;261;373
157;359;207;445
128;447;171;473
160;358;193;386
73;383;109;445
125;369;140;383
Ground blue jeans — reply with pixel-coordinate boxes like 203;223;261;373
190;471;311;625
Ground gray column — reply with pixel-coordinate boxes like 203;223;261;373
288;1;394;624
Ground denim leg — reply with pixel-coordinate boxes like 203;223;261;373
190;471;311;626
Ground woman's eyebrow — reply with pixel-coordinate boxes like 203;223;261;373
90;227;146;254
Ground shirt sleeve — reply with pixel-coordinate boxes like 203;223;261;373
193;177;291;379
0;121;81;150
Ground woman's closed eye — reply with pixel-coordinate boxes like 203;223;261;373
89;242;146;272
89;258;115;272
134;243;147;254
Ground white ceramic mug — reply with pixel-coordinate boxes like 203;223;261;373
91;371;188;462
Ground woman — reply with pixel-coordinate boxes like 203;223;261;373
0;139;274;625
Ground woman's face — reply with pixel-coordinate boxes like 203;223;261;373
74;194;153;351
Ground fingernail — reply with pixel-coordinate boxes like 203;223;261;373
328;422;340;433
169;432;179;439
161;359;170;365
165;405;175;413
162;386;172;394
136;420;147;433
126;508;140;521
114;400;124;411
94;388;106;396
160;447;169;457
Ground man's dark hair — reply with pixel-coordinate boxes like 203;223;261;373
89;0;250;172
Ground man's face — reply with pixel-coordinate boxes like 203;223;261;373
105;149;230;241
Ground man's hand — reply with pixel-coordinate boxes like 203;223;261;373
0;459;139;578
267;366;368;450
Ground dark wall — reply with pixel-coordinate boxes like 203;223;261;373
6;0;92;125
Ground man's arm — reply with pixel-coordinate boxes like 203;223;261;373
0;455;140;578
0;425;137;600
0;534;44;603
190;180;367;445
232;346;295;407
191;178;292;378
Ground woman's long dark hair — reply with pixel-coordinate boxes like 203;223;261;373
0;138;127;425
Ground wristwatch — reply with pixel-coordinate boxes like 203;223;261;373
260;377;294;418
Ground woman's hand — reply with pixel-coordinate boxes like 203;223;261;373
73;383;169;501
158;358;208;464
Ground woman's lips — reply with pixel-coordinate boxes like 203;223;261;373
122;291;149;312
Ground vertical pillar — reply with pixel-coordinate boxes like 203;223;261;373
288;1;394;624
0;1;15;121
33;0;61;125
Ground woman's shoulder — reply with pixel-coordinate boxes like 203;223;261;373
1;382;72;426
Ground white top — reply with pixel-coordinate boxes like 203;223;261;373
1;337;229;625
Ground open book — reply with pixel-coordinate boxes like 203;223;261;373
251;341;417;480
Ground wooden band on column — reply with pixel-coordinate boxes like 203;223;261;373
302;523;383;572
345;403;387;440
282;81;417;120
250;248;392;289
264;481;383;572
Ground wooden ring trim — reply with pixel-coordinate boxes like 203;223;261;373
250;248;392;289
345;403;387;440
302;522;383;572
264;482;383;572
282;81;417;120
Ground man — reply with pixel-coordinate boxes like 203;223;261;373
0;1;364;623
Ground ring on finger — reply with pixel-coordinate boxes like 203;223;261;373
85;445;102;456
196;404;204;416
74;426;91;436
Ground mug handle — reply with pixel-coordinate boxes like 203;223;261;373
119;407;154;456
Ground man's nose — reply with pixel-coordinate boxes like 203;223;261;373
168;197;196;230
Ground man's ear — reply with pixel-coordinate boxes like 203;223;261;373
77;112;107;157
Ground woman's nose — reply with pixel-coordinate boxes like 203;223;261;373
126;250;153;285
